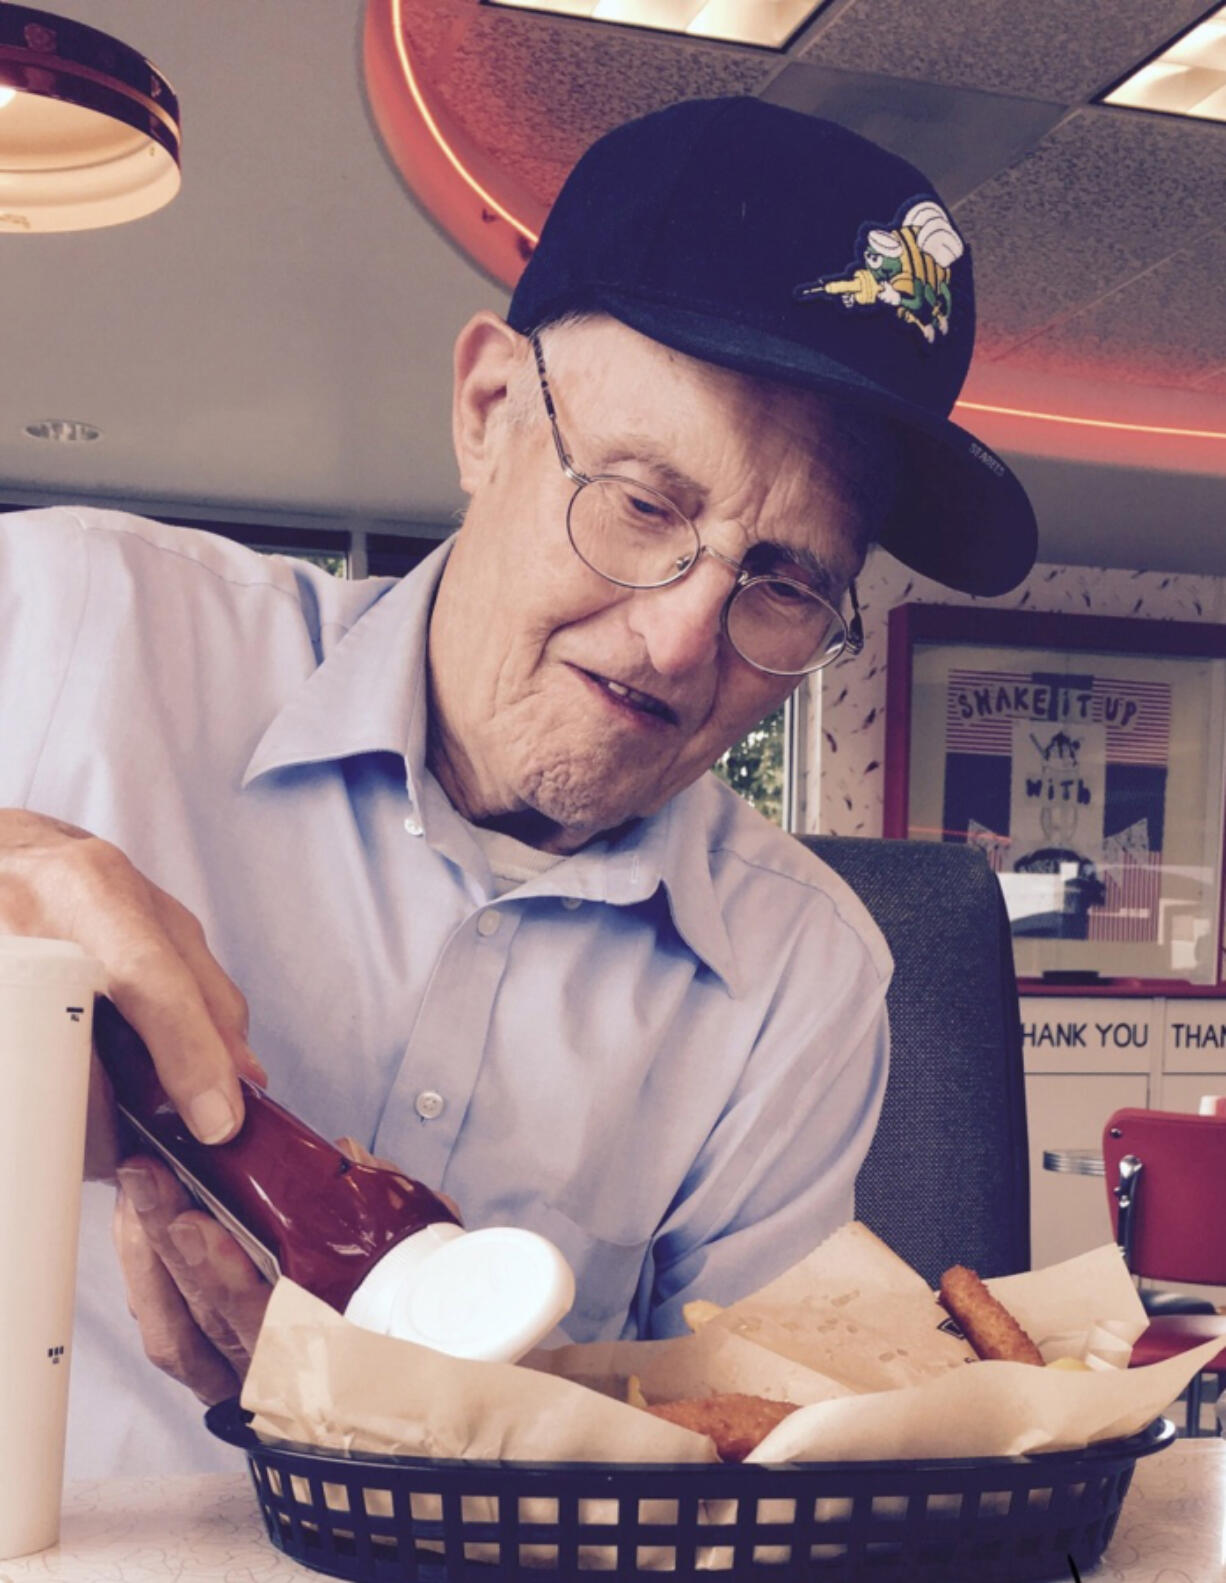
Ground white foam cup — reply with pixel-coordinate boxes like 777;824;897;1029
0;938;103;1559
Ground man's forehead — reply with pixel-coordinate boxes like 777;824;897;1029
540;313;887;570
546;312;885;462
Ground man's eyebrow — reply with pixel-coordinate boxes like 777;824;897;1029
592;437;845;599
753;540;840;601
594;438;704;501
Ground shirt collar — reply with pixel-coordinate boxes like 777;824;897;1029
242;537;739;992
242;539;450;796
606;789;741;996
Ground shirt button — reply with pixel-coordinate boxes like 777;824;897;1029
403;813;423;837
476;909;501;937
561;896;583;910
415;1089;445;1120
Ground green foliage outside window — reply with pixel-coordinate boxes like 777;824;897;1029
269;548;346;578
713;704;785;825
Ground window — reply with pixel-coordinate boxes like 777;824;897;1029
713;705;787;825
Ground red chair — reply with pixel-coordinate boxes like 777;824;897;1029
1103;1107;1226;1434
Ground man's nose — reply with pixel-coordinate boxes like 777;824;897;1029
626;555;735;678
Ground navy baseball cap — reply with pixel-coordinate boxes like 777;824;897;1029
508;97;1037;597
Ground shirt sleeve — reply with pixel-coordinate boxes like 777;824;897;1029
636;901;891;1336
0;507;92;807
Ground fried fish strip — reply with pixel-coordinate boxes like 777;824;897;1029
645;1393;800;1462
938;1265;1044;1365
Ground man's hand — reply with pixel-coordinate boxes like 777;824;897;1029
0;809;264;1174
114;1154;270;1404
112;1139;428;1403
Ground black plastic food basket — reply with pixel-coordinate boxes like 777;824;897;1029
206;1399;1172;1583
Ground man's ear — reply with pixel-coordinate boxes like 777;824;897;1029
451;311;525;495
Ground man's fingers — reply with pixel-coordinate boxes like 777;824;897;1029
0;812;249;1142
113;1187;239;1405
147;883;267;1088
163;1212;272;1368
115;1155;270;1384
336;1135;383;1167
108;965;245;1144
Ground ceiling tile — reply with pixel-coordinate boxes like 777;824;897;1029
998;224;1226;387
396;0;474;70
762;62;1066;202
951;107;1226;355
428;6;777;177
490;146;575;208
800;0;1213;104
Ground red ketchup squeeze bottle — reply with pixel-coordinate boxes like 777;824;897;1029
94;1000;574;1362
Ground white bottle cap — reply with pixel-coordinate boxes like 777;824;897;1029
344;1224;574;1363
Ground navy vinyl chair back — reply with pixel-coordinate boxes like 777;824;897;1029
801;835;1030;1284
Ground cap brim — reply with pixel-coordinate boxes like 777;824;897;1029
581;292;1038;597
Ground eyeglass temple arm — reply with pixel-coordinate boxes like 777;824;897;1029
529;332;581;478
846;580;864;656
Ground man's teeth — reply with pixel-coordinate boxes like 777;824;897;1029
602;677;666;716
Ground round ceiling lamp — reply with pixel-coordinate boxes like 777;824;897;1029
0;3;180;233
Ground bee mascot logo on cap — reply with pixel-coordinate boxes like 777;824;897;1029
795;197;964;345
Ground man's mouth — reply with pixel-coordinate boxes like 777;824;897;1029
581;669;678;725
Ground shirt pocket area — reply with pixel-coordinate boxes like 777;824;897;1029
532;1200;651;1344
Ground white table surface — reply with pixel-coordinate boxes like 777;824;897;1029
0;1440;1222;1581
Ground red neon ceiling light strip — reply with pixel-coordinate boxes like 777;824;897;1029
389;0;538;245
957;400;1226;441
387;6;1224;445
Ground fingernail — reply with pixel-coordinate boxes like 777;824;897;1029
188;1088;240;1145
168;1220;205;1267
116;1162;158;1212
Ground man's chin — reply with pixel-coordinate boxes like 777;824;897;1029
517;780;652;853
529;803;642;854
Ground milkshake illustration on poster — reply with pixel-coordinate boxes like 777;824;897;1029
887;605;1226;987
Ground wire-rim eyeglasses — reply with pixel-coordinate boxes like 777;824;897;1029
529;331;864;678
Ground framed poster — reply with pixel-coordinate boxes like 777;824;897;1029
884;605;1226;992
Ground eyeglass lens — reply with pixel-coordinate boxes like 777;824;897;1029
567;477;845;675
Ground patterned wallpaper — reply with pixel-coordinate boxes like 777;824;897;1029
810;555;1226;837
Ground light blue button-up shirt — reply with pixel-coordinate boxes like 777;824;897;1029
1;506;890;1475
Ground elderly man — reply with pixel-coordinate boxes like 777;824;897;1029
0;98;1035;1474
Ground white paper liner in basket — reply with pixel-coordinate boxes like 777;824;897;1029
240;1223;1219;1571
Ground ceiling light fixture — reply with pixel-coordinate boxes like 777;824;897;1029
484;0;826;50
1102;4;1226;123
0;3;180;232
23;417;100;441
